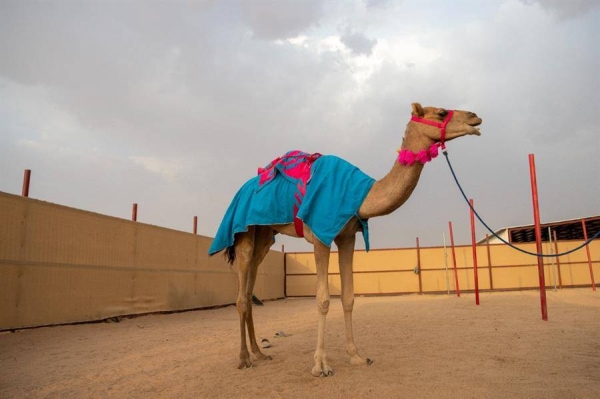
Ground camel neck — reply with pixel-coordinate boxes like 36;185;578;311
357;124;434;219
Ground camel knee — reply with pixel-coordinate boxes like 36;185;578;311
236;247;253;263
235;232;255;262
317;299;330;315
342;297;354;313
236;297;249;314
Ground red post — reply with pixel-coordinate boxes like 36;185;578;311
448;221;460;297
529;154;548;321
486;234;494;291
416;237;422;294
581;220;596;291
282;244;287;298
553;230;563;289
470;199;480;305
132;203;138;222
22;169;31;197
193;216;198;234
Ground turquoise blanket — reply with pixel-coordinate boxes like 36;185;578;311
208;155;375;255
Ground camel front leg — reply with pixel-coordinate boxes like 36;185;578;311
336;235;373;366
311;240;334;377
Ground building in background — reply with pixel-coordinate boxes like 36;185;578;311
478;216;600;245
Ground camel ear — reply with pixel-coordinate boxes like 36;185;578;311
411;102;424;117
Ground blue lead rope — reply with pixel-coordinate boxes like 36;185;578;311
442;149;600;258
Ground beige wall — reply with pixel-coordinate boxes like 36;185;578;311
2;191;597;329
285;240;599;296
0;192;284;330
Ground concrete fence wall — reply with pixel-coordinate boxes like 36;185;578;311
0;192;284;330
285;240;599;297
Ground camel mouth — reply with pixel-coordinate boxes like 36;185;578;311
470;118;483;127
464;125;481;136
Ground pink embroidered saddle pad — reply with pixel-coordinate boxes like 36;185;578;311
257;150;321;236
258;150;321;187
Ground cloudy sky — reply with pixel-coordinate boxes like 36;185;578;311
1;0;598;253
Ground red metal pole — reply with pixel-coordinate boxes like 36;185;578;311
132;203;138;222
448;221;460;297
193;216;198;234
553;230;562;289
470;199;480;305
529;154;548;321
581;219;596;291
416;237;423;294
22;169;31;197
282;245;287;298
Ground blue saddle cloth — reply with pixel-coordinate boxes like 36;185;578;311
208;155;375;255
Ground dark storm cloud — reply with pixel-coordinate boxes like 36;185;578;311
521;0;600;19
238;1;325;40
340;30;378;56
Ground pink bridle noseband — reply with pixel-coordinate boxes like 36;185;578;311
410;109;454;150
397;110;454;166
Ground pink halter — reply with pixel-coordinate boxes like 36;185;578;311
397;110;454;166
410;110;454;150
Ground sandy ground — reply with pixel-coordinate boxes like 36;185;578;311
1;289;599;399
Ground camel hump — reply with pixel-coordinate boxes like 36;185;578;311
258;150;321;187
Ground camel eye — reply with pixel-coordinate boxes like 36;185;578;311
438;109;448;117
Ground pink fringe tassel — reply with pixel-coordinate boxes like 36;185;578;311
398;143;440;166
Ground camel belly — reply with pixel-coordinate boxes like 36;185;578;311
272;223;316;244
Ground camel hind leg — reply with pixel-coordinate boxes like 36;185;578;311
245;226;274;361
233;229;254;369
233;226;274;369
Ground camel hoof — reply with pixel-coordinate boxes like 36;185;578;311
253;351;272;361
237;359;254;369
316;370;334;377
311;365;334;377
349;354;372;366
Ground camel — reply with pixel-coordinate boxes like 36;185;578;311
209;103;482;376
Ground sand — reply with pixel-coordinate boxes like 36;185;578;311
1;288;599;398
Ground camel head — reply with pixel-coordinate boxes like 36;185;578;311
410;103;482;144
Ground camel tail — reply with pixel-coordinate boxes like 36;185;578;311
224;246;236;265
